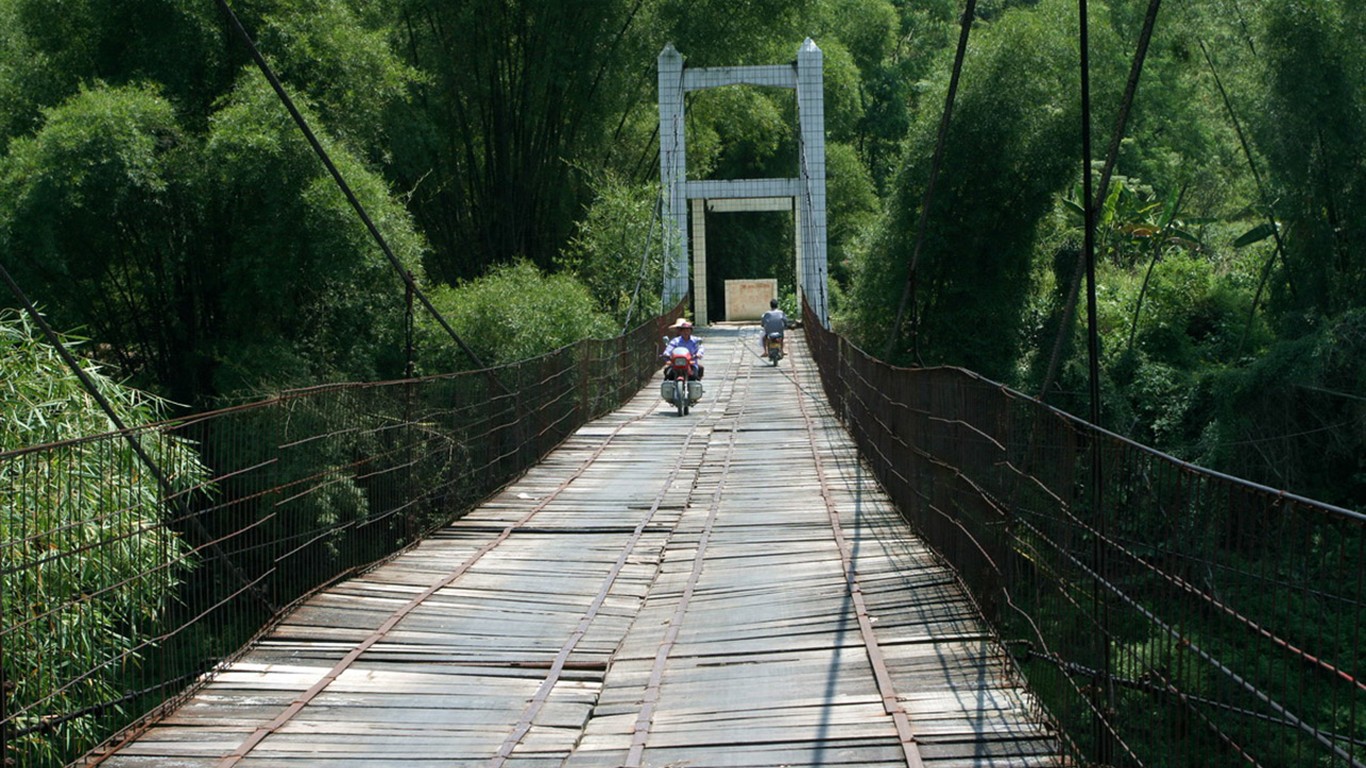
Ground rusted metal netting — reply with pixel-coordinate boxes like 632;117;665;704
0;307;680;768
805;303;1366;768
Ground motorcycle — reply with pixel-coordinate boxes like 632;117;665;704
765;332;785;366
660;337;703;416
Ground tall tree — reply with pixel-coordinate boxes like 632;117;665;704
1254;0;1365;322
0;1;429;403
846;0;1081;379
0;75;426;404
0;0;232;135
0;85;200;396
388;0;652;283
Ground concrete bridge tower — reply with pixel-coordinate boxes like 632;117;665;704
658;40;829;326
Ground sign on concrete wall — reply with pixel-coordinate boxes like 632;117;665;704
725;279;778;321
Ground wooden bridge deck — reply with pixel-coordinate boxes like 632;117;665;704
94;326;1062;768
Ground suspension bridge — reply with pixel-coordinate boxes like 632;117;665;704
84;326;1054;767
4;308;1364;768
2;7;1363;762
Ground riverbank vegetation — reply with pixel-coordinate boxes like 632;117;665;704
1;0;1360;507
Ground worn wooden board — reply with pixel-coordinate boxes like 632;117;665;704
92;328;1060;768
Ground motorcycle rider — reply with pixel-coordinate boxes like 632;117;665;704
760;299;786;355
663;319;704;380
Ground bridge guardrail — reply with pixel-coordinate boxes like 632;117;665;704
805;303;1365;768
0;305;681;768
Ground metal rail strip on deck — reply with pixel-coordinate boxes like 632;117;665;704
789;343;927;768
90;327;1059;768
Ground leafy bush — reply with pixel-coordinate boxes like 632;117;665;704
0;309;202;764
1200;309;1366;508
415;260;617;372
558;171;663;328
0;82;194;393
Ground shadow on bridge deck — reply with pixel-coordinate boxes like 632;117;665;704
93;325;1060;768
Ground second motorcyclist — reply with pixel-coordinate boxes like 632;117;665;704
760;299;786;355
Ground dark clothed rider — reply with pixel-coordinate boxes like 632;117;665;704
760;299;786;354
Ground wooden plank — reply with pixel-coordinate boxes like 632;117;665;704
90;328;1058;767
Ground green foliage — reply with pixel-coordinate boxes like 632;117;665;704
255;0;417;155
652;0;813;67
845;0;1081;379
0;0;47;147
687;86;791;181
1062;176;1205;270
825;141;880;286
0;0;231;134
0;309;201;764
1036;193;1269;455
558;171;664;329
1200;309;1366;508
0;72;425;404
0;82;198;392
1110;354;1199;448
415;261;616;372
387;0;651;282
857;0;958;194
203;71;424;394
811;39;865;144
820;0;898;77
1254;0;1366;321
1119;251;1250;368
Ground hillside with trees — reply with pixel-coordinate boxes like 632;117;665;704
0;0;1361;508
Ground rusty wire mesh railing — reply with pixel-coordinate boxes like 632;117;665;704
0;309;679;768
805;306;1366;768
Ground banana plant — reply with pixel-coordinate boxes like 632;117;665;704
1122;184;1208;351
1064;177;1206;350
1231;211;1285;353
